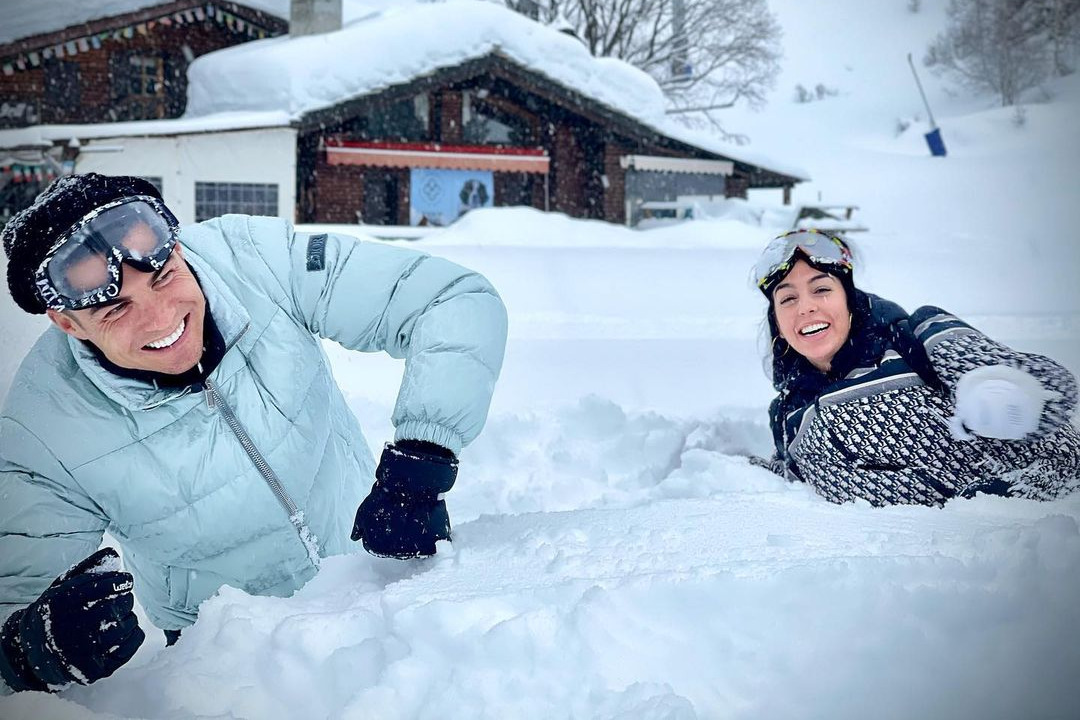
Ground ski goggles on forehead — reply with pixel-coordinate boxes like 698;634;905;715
754;229;853;296
33;195;179;311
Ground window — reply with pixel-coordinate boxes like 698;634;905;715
358;95;429;141
109;53;170;120
625;170;727;227
462;91;532;145
129;56;164;98
195;182;279;221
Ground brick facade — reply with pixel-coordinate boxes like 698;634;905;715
550;124;585;218
603;140;629;225
437;91;463;144
311;158;366;224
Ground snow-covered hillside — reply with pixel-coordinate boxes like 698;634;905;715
2;1;1079;718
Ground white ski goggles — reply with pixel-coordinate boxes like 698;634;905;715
33;195;179;311
755;229;853;296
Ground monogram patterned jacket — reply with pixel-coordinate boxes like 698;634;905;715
768;290;1080;506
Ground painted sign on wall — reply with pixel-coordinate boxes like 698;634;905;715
409;168;493;226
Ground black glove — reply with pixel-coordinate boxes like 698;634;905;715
747;453;787;477
351;440;458;559
0;548;144;692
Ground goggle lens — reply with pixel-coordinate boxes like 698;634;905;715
36;197;177;310
755;230;852;293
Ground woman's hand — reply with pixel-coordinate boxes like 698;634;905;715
950;364;1053;441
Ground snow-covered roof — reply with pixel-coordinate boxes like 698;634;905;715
0;0;406;46
185;0;808;181
0;111;292;150
187;3;659;119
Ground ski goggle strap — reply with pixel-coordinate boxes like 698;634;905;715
755;229;853;296
33;195;179;311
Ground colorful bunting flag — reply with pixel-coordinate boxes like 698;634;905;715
0;2;275;79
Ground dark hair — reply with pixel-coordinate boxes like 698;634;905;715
2;173;163;314
764;257;858;384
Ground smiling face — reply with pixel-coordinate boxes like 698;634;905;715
47;243;207;375
772;259;852;372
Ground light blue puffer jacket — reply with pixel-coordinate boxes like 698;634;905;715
0;215;507;635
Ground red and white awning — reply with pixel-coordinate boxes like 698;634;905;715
325;140;550;174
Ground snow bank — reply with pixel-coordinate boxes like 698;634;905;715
8;440;1080;719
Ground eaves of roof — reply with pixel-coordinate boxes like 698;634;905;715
0;0;287;56
0;111;296;150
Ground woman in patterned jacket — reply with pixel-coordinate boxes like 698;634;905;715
757;229;1080;506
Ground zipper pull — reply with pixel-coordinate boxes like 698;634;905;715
204;379;217;410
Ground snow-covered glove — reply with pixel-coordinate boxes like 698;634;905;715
747;454;787;477
0;548;144;692
351;440;458;559
950;364;1050;441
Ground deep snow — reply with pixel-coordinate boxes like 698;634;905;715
1;0;1080;718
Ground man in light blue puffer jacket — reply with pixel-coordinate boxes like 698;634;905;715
0;174;507;692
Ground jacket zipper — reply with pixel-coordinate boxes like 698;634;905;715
140;323;250;412
204;377;321;568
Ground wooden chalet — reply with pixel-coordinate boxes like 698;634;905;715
298;52;803;226
1;1;806;229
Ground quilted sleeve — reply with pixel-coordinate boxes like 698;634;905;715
909;307;1077;436
0;418;108;626
240;218;508;454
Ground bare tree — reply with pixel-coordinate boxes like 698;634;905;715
1044;0;1080;74
496;0;782;126
925;0;1080;105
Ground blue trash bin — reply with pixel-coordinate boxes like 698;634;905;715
924;128;947;157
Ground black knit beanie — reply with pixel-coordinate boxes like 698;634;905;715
2;173;163;315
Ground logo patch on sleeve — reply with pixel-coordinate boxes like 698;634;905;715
306;234;327;271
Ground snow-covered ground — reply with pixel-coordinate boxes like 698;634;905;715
2;0;1080;718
